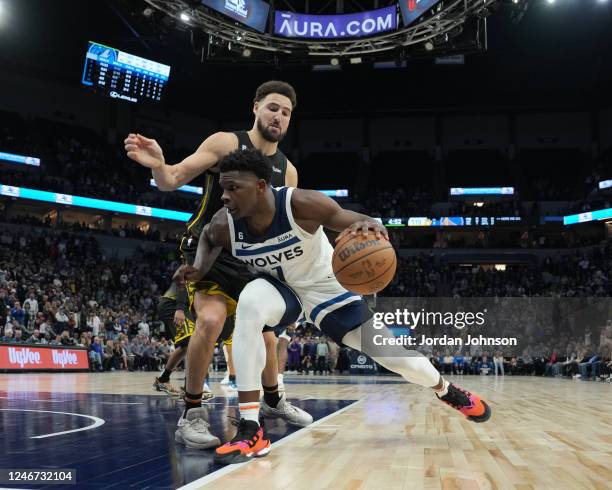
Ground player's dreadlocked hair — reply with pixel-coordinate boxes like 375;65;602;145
219;148;272;184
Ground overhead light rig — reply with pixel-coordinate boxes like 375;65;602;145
144;0;498;64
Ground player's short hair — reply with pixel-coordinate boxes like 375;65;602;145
254;80;297;110
219;148;272;184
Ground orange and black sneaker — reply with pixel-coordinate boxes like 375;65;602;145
436;383;491;423
214;418;271;464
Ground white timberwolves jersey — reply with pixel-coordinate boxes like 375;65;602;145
226;187;334;290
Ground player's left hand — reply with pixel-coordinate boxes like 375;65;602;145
174;310;186;326
336;220;389;242
173;265;203;285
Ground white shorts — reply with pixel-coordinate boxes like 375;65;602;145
260;274;373;345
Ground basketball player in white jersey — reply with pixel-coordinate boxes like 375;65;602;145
175;148;492;464
125;81;311;450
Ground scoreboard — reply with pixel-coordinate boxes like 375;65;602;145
81;41;170;104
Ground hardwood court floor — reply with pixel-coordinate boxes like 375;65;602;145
1;372;610;490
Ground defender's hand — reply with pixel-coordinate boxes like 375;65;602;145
124;133;165;169
173;310;186;326
335;220;389;242
173;265;203;285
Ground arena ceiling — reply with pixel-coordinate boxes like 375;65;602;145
0;0;611;115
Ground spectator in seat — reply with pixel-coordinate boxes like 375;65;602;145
544;351;558;376
113;340;127;370
55;307;69;333
23;292;39;316
1;328;15;343
13;329;24;343
454;352;466;375
121;339;135;371
301;353;313;375
89;336;103;371
130;337;145;370
493;351;505;376
23;302;35;332
479;354;493;375
27;329;42;344
287;338;301;373
103;339;118;371
578;353;600;379
10;302;25;327
86;312;101;336
138;317;150;337
316;337;329;375
442;352;455;374
60;330;75;346
140;339;156;371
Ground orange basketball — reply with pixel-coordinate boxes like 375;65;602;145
332;231;397;295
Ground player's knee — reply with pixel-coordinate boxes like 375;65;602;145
263;331;278;349
236;286;260;316
194;313;225;340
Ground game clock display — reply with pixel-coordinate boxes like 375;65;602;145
81;41;170;104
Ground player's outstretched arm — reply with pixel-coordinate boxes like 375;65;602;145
124;132;237;191
291;189;388;241
172;209;231;284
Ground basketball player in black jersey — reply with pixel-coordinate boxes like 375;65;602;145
125;81;311;449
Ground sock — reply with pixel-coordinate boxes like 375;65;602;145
229;374;236;383
434;378;450;397
158;369;172;383
263;384;281;408
277;373;284;384
182;391;202;418
239;402;260;424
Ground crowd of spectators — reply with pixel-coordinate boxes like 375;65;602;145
364;187;433;218
0;226;181;371
428;346;612;381
3;112;611;221
0;213;177;243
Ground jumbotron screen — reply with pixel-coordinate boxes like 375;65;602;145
81;41;171;104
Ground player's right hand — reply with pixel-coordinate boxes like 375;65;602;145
124;133;165;169
173;265;204;285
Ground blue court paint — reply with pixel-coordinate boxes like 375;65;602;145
0;391;355;489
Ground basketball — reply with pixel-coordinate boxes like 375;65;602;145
332;231;397;295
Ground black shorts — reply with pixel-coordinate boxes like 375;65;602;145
182;250;253;313
181;240;255;346
158;292;235;348
157;296;195;349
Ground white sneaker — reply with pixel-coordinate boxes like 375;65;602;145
260;392;313;427
175;407;220;449
203;382;212;393
278;380;285;391
220;373;230;385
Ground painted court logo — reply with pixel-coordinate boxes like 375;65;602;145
8;347;41;368
52;350;79;368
